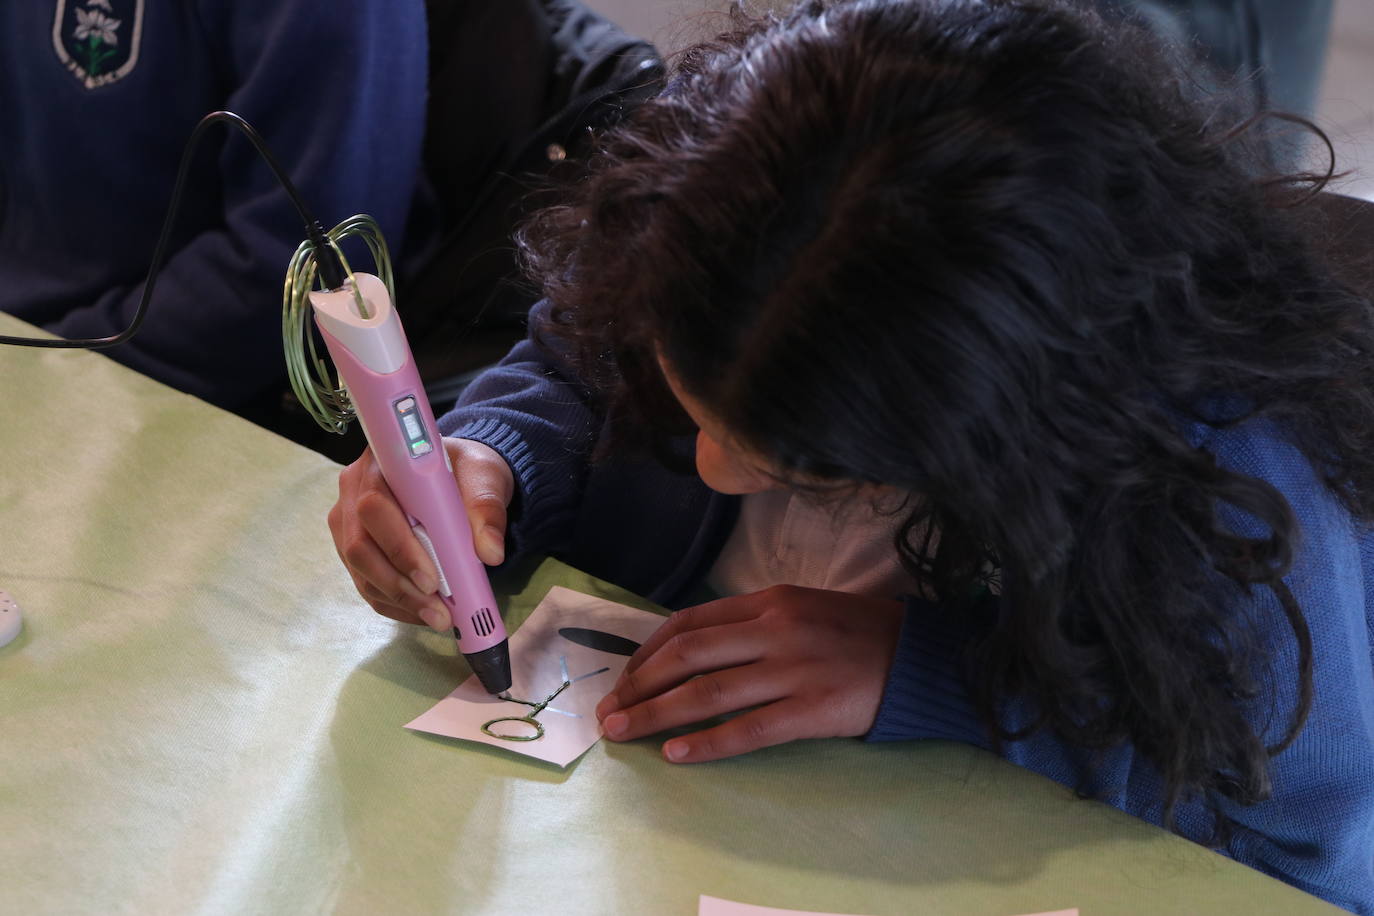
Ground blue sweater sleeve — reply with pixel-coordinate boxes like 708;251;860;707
44;0;427;409
435;301;601;565
868;426;1374;914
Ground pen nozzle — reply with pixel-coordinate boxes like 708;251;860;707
464;639;513;696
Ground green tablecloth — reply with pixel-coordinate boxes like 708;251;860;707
0;313;1341;915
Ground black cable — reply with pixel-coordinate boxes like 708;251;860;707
0;110;345;350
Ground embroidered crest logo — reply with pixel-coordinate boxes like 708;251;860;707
52;0;144;90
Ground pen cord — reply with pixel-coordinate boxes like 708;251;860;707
0;110;346;349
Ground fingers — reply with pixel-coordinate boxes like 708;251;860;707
352;467;438;594
622;595;763;676
591;587;906;764
335;533;449;631
329;447;449;630
350;571;424;627
596;613;765;720
330;440;517;631
447;438;515;566
658;698;817;764
599;662;791;745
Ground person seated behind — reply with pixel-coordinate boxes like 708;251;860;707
1097;0;1333;121
329;1;1374;910
0;1;429;410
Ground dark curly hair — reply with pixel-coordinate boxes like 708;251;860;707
518;0;1374;839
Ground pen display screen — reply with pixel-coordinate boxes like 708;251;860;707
393;395;433;457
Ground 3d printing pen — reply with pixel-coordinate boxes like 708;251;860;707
310;273;513;695
0;111;512;693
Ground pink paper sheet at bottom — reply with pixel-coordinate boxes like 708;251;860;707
698;897;1077;916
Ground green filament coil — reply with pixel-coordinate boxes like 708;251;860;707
281;214;395;434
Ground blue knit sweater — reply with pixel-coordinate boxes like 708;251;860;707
438;303;1374;913
0;1;428;408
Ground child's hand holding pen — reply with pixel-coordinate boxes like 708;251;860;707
329;437;513;631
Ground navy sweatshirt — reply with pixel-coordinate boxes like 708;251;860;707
439;301;1374;913
0;1;428;408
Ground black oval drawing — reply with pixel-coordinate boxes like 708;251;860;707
558;627;641;657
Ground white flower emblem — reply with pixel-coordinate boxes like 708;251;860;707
74;8;120;46
86;0;114;11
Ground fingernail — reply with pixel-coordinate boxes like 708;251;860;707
603;712;628;738
664;740;689;761
410;570;436;595
481;526;505;565
419;605;450;633
594;695;617;720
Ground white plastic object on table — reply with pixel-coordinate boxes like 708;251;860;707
0;589;22;648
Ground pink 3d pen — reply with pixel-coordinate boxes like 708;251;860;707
0;113;510;693
310;272;512;695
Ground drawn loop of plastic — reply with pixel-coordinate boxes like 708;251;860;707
481;677;572;743
481;716;545;742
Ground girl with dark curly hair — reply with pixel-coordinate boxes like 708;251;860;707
328;0;1374;909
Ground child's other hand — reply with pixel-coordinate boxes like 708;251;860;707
327;438;514;631
594;586;904;762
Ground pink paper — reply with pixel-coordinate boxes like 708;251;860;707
405;586;666;767
698;897;1077;916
